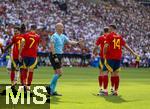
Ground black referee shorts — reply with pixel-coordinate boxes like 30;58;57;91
49;53;62;70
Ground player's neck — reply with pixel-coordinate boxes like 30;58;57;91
30;30;36;33
57;32;62;35
104;33;109;35
111;30;116;33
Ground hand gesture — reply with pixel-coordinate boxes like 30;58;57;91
134;53;139;58
78;38;84;47
91;54;96;59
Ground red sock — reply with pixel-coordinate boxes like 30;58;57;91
114;76;120;91
27;72;33;86
10;71;15;82
103;75;108;90
20;69;28;85
111;76;115;88
98;76;103;88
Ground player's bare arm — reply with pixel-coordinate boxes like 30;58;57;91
50;41;55;54
18;38;25;61
3;42;13;54
67;40;79;45
68;38;84;46
93;45;99;55
124;44;138;57
103;43;109;58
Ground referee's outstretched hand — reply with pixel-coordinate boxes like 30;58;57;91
78;39;84;48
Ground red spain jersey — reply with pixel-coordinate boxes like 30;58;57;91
106;32;126;60
22;31;40;58
95;34;108;58
11;34;24;59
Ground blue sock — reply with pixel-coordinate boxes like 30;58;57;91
50;74;60;93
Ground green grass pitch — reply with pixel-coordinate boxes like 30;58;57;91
0;67;150;109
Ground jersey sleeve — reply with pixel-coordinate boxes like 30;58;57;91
37;35;40;44
11;36;17;44
121;37;126;46
95;37;101;46
64;35;69;44
50;35;56;43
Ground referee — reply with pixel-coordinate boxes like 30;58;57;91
48;23;82;96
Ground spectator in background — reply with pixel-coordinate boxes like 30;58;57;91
135;56;140;68
0;34;4;55
0;0;149;67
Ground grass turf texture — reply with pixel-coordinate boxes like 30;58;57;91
0;67;150;109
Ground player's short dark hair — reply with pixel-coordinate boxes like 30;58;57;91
31;25;37;30
104;27;109;33
42;27;47;31
20;23;26;33
109;24;117;30
14;26;20;31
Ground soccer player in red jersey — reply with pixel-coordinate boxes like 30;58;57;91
104;24;138;96
19;24;29;86
20;25;40;90
93;27;109;96
3;26;25;87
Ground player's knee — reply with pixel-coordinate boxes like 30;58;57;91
55;69;63;75
114;72;119;76
99;71;103;75
111;72;115;76
58;74;62;77
56;71;62;77
29;68;34;72
58;71;63;75
11;69;15;72
103;71;108;75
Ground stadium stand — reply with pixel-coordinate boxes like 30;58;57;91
0;0;149;67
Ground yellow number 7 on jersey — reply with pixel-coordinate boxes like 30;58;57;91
29;38;35;48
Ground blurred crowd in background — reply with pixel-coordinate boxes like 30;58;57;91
0;0;149;67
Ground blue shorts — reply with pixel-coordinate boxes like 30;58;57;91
11;58;23;70
105;59;121;72
23;57;37;69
